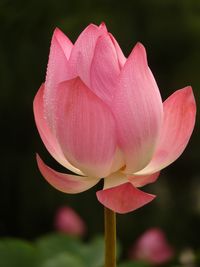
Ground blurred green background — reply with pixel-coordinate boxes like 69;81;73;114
0;0;200;258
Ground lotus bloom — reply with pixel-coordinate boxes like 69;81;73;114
129;228;174;265
34;23;196;214
54;206;86;236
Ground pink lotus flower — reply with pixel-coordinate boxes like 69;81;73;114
33;23;196;214
54;206;86;236
129;228;174;265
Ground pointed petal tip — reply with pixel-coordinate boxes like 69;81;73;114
169;86;196;117
96;183;156;214
135;41;145;49
52;27;64;40
179;85;196;105
99;22;107;31
131;42;147;63
86;23;99;30
53;27;61;34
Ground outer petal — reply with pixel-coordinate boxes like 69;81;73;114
136;87;196;175
112;43;163;174
44;28;73;130
129;172;160;187
36;155;100;193
96;182;156;214
90;34;120;104
54;78;117;178
69;24;106;87
33;84;83;175
109;33;126;68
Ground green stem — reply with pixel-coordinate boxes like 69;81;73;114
104;207;116;267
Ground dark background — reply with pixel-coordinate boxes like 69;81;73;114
0;0;200;255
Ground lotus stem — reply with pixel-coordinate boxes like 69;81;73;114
104;207;116;267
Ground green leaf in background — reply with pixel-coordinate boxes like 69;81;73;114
36;234;106;267
79;236;105;267
39;252;83;267
119;261;151;267
79;235;121;267
0;238;37;267
36;232;83;256
35;233;85;266
0;234;166;267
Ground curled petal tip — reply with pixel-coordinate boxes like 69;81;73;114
36;154;100;194
96;183;156;214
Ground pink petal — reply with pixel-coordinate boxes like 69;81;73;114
36;154;100;193
54;78;117;178
33;84;83;175
53;28;73;59
136;86;196;175
129;172;160;187
90;34;120;104
69;24;106;87
109;33;126;68
44;28;73;130
96;182;156;214
112;43;163;174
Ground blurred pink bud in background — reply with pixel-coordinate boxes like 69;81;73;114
129;228;174;265
54;206;86;236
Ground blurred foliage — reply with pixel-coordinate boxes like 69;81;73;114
0;232;199;266
0;233;120;267
119;262;150;267
0;0;200;262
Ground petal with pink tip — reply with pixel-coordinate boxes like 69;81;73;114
136;86;196;175
54;78;117;178
37;155;99;193
33;84;83;175
96;182;155;214
109;33;126;68
112;43;163;174
129;172;160;187
90;35;120;103
69;24;106;86
44;28;73;129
